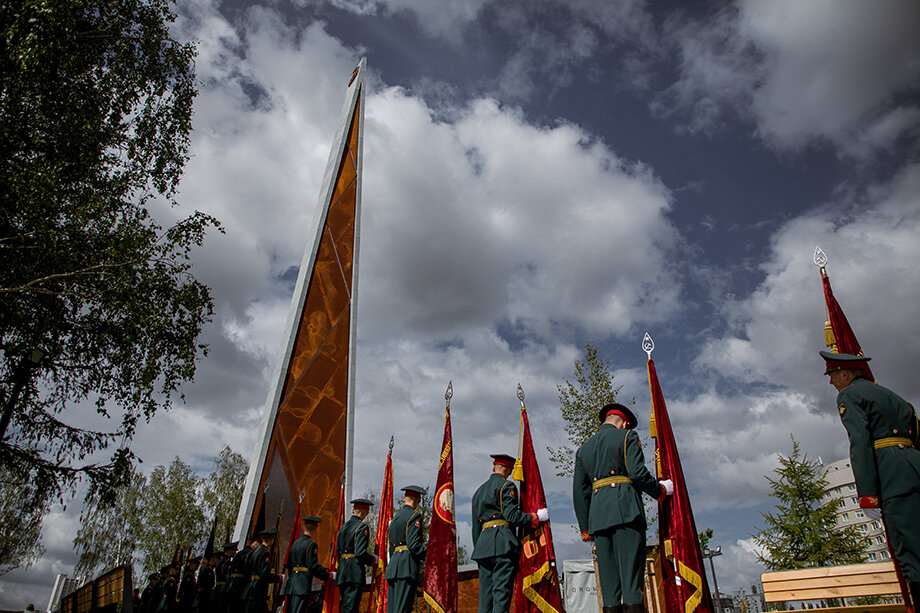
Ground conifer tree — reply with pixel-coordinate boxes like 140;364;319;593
753;436;867;570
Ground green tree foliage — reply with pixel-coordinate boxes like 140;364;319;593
753;436;867;570
548;344;628;478
138;458;206;573
73;466;146;578
74;450;249;578
202;446;249;544
0;0;220;510
0;460;49;575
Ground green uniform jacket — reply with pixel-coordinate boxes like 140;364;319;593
837;377;920;500
226;547;252;600
156;575;178;613
573;424;662;535
282;535;329;595
471;473;536;561
211;555;231;608
336;516;374;585
240;544;279;602
384;505;425;581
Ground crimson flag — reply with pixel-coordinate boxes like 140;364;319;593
322;482;345;613
821;270;875;380
422;401;458;613
648;357;714;613
282;500;302;613
513;403;563;613
819;266;912;613
370;444;394;613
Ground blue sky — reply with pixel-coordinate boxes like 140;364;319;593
3;0;920;607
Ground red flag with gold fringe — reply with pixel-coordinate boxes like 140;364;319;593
513;392;563;613
370;441;394;613
422;388;458;613
647;351;714;613
322;481;345;613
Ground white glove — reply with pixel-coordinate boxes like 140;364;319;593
330;571;336;580
864;507;882;520
373;554;380;564
660;479;674;496
536;508;550;522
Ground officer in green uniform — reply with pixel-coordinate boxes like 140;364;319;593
212;541;237;613
573;403;672;613
227;540;257;613
240;528;281;613
193;552;217;613
157;563;182;613
471;454;549;613
282;515;329;613
336;498;376;613
385;485;427;613
178;556;200;613
821;351;920;607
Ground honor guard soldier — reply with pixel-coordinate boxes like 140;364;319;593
282;515;329;613
471;454;549;613
157;562;182;613
193;552;217;613
241;528;281;613
821;351;920;607
212;541;237;613
573;403;673;613
227;539;258;613
336;498;376;613
385;486;427;613
178;556;200;613
138;572;160;613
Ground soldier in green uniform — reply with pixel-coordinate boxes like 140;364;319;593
282;515;329;613
573;403;672;613
385;485;427;613
193;552;217;613
471;454;549;613
241;528;281;613
139;572;160;613
212;541;237;613
157;563;182;613
821;351;920;607
336;498;376;613
178;556;200;613
228;540;258;613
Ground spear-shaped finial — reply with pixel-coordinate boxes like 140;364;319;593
445;380;453;408
642;332;655;360
388;435;394;453
517;383;525;407
814;245;828;270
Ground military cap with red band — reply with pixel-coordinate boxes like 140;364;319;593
819;350;871;375
598;403;638;429
350;497;373;510
490;454;516;468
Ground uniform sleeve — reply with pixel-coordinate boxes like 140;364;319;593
307;541;329;580
499;481;538;529
471;497;482;546
624;430;663;499
572;450;592;535
356;524;375;566
407;511;425;557
838;389;880;497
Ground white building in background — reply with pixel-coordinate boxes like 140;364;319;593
821;458;890;561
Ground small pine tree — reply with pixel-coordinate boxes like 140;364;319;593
548;344;628;478
753;436;867;570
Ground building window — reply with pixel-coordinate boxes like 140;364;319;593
882;552;889;559
873;522;881;530
855;510;864;518
869;553;877;561
840;512;849;521
851;497;858;505
877;536;885;544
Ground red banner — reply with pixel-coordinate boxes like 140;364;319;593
370;448;394;613
648;358;714;613
513;405;563;613
322;482;345;613
821;271;874;380
422;404;457;613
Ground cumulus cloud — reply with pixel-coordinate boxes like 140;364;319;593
652;0;920;157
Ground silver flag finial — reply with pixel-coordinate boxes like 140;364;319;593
642;332;655;359
814;245;828;268
517;383;525;407
445;381;453;407
388;435;394;453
